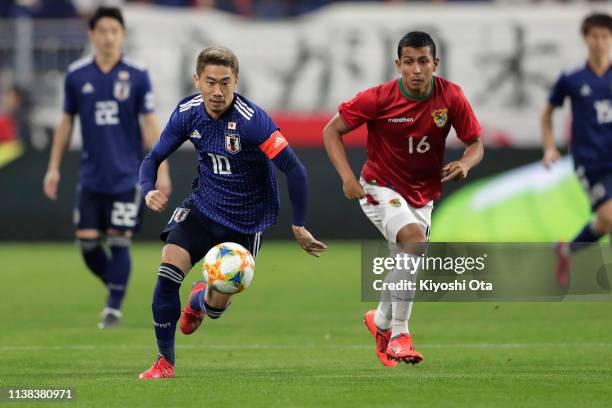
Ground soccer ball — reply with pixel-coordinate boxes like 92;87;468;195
202;242;255;294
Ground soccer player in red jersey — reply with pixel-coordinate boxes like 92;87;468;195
323;32;484;366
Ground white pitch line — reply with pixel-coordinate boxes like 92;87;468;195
0;343;611;352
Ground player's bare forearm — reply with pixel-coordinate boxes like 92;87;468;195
291;225;327;257
47;114;74;172
540;104;560;168
323;114;356;183
43;113;74;200
155;160;172;195
459;138;484;170
442;138;483;183
141;112;161;149
323;114;365;199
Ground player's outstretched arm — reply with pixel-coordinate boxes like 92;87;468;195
271;146;327;257
540;103;561;169
43;113;74;200
322;113;365;200
442;138;484;183
141;113;172;196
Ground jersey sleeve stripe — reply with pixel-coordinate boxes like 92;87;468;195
236;97;255;115
234;103;254;120
179;95;203;110
259;130;288;159
179;98;203;112
67;56;93;72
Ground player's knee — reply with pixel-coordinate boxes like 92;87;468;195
395;224;427;255
76;229;101;240
597;216;612;233
396;224;427;244
161;244;193;276
107;229;132;239
595;204;612;233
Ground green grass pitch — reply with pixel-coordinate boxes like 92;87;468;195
1;242;611;407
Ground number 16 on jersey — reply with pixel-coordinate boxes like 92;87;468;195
408;135;430;154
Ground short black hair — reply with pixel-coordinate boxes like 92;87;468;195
581;12;612;36
88;7;125;30
397;31;436;59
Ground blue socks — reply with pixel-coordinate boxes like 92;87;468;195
79;239;108;284
153;263;184;365
188;288;205;312
189;287;229;320
106;236;132;310
80;236;134;312
569;222;603;253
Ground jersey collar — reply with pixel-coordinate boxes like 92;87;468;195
93;54;123;75
585;60;612;78
398;77;434;101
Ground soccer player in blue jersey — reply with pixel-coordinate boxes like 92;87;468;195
541;12;612;288
137;46;327;379
43;7;171;328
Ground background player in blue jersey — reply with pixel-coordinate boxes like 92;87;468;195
42;7;171;328
541;12;612;288
137;46;327;379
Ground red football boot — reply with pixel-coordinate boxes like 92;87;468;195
138;356;175;379
555;241;571;289
363;310;397;367
386;333;424;365
180;281;207;335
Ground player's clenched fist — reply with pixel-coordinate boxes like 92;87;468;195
342;178;366;200
145;190;168;212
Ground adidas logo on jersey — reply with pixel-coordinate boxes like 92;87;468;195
190;130;201;139
580;84;592;97
273;135;285;148
82;82;95;94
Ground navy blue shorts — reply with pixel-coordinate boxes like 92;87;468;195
576;167;612;211
161;200;263;266
74;185;143;232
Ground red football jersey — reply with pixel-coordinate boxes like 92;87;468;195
338;76;481;208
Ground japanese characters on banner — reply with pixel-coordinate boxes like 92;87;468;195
123;3;597;147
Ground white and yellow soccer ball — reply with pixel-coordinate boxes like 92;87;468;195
202;242;255;294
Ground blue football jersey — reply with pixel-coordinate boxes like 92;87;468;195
549;64;612;172
150;93;289;234
64;55;155;193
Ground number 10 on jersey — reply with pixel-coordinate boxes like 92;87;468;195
208;153;232;175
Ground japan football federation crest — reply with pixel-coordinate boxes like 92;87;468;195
118;70;130;81
225;133;241;154
172;208;190;223
113;81;131;101
431;108;448;128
